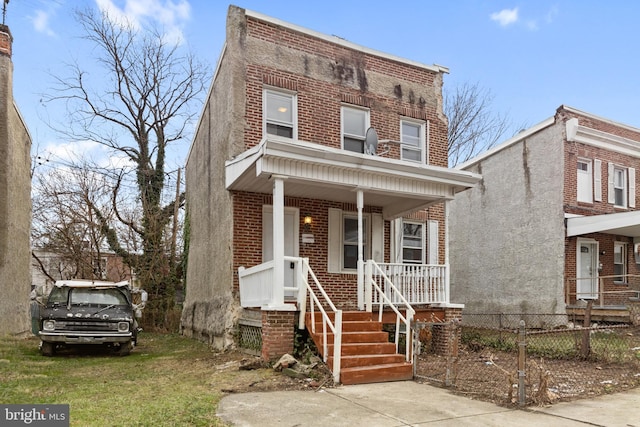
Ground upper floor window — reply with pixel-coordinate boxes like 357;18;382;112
401;120;426;163
576;159;593;203
342;106;369;153
608;163;635;208
264;89;296;138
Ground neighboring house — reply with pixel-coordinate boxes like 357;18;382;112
31;249;134;293
182;6;480;383
0;24;31;335
450;105;640;324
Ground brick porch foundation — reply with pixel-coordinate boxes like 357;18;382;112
261;310;295;361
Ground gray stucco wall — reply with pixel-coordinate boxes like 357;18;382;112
180;8;248;348
0;32;32;336
449;121;566;315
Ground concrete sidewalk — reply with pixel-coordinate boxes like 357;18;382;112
217;381;640;426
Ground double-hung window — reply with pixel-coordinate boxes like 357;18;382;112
608;163;635;208
401;120;425;163
342;106;369;153
402;221;424;264
576;159;592;203
264;89;296;138
614;167;626;207
614;242;627;283
343;215;368;269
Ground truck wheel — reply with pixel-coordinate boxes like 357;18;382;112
116;341;131;356
40;342;55;357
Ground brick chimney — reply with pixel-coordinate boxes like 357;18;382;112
0;24;11;57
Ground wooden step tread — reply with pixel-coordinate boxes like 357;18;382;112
340;362;413;385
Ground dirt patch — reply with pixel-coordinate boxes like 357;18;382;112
186;349;336;394
415;342;640;406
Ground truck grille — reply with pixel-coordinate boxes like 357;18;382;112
55;321;120;331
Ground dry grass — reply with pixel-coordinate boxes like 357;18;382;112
0;333;325;426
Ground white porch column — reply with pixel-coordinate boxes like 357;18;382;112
271;176;285;307
357;189;364;310
444;200;450;304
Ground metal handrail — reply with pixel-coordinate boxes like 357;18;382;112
566;274;640;307
294;257;342;383
366;260;415;362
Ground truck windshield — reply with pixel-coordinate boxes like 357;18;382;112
70;288;129;306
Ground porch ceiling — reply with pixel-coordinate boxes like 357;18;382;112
226;137;482;219
566;210;640;237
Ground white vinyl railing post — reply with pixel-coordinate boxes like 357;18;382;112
365;260;373;312
297;258;309;329
332;310;342;383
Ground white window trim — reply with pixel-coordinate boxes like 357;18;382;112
577;158;593;203
341;105;370;153
263;87;297;139
400;118;427;164
401;220;425;264
328;208;383;274
614;241;628;283
608;163;635;208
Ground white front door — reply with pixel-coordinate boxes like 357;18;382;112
577;240;598;300
262;206;299;298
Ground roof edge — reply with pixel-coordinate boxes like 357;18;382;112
243;8;449;74
456;117;555;170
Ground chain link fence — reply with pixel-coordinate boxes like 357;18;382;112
413;313;640;406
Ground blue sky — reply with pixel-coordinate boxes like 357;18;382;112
5;0;640;169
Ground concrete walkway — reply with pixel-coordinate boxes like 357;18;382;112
217;381;640;426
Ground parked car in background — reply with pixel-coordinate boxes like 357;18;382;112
31;280;147;356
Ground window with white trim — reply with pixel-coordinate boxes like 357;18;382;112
402;221;424;264
614;242;627;282
264;89;296;138
577;159;592;203
343;216;368;269
328;208;383;273
400;120;425;163
608;163;636;208
342;106;369;153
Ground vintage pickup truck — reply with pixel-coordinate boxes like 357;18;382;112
32;280;147;356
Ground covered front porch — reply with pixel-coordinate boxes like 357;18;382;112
227;136;481;383
566;211;640;320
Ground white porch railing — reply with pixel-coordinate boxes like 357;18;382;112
295;258;342;383
372;262;449;305
238;257;343;383
238;260;275;308
365;260;415;362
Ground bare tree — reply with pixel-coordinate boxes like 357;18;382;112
43;8;209;328
446;82;519;167
31;163;126;282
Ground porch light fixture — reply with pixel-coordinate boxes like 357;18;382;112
303;214;312;231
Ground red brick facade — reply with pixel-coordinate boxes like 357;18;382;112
559;107;640;306
261;310;295;361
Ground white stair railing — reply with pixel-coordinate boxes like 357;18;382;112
296;257;342;383
365;260;415;362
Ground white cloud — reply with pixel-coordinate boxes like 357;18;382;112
490;8;519;27
30;9;56;37
45;140;104;163
545;5;559;24
95;0;191;44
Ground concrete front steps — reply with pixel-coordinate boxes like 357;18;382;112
305;311;413;385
